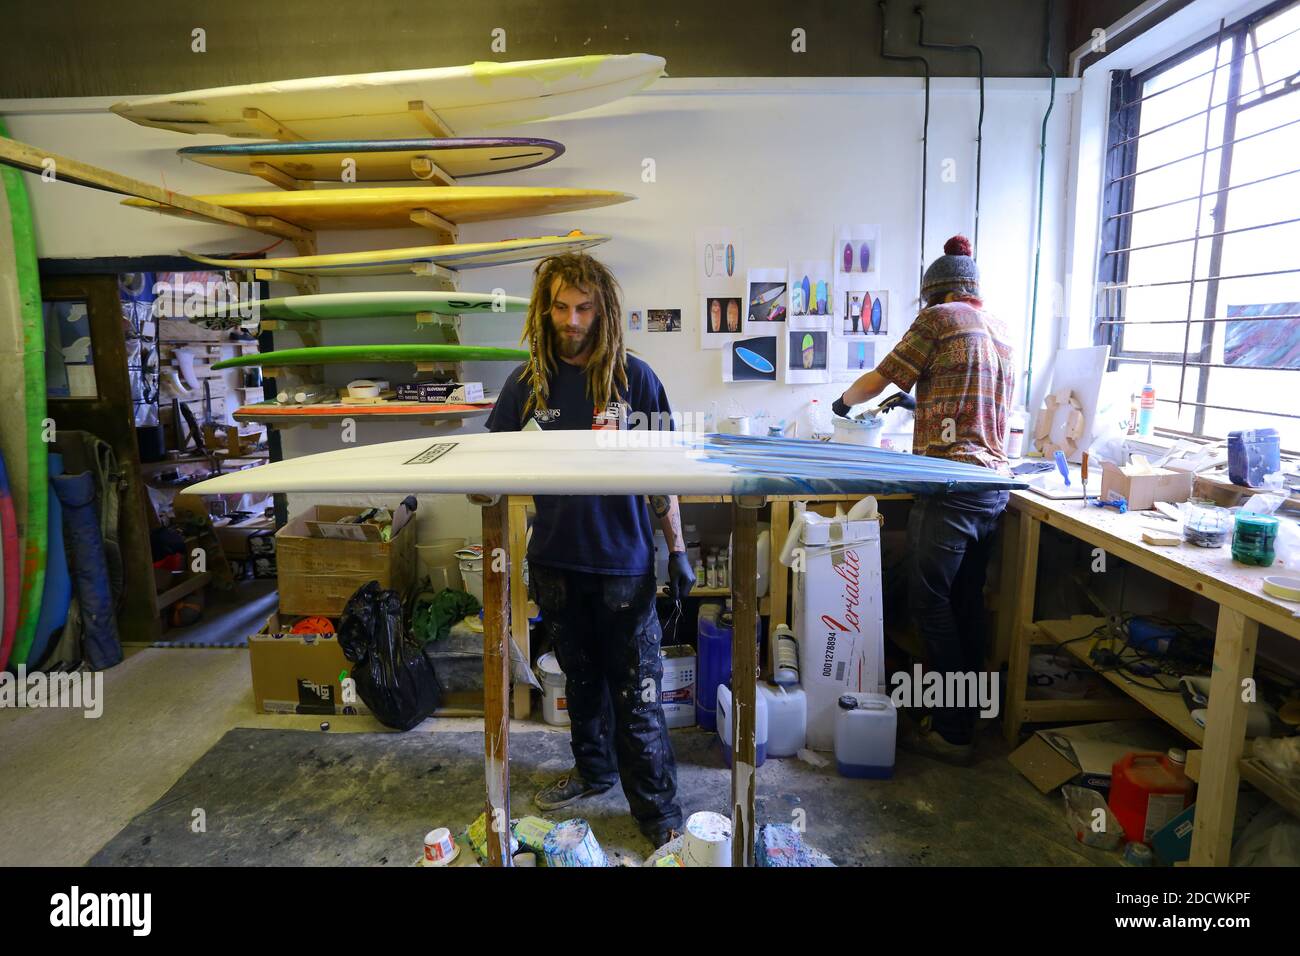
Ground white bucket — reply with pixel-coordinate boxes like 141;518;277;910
682;811;732;867
720;415;750;435
833;414;883;447
417;538;466;591
537;652;569;726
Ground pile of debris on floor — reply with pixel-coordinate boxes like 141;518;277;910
417;811;835;867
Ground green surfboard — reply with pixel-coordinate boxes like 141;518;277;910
0;117;48;666
212;344;528;369
202;290;530;323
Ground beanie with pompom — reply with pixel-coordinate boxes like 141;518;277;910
920;235;980;302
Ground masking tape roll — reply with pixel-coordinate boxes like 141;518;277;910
347;379;381;399
1262;576;1300;602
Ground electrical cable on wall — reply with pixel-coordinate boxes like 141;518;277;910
878;0;931;299
915;5;985;258
1025;0;1056;409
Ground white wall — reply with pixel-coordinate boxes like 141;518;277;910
3;75;1074;540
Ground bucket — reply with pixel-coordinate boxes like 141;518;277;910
681;811;732;867
537;652;568;726
1228;428;1281;488
833;414;883;448
542;818;607;867
417;538;466;591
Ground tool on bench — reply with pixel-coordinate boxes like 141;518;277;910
1054;450;1070;487
1090;490;1128;513
1081;452;1089;507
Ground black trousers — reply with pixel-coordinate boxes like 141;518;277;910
904;490;1009;744
531;564;682;834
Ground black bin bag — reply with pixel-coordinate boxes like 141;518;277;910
338;581;441;730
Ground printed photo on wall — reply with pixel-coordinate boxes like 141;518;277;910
787;259;833;330
841;290;888;336
647;309;682;332
781;330;831;384
700;295;743;349
834;223;880;279
745;268;788;327
832;338;877;382
628;309;642;332
722;335;778;383
696;228;744;295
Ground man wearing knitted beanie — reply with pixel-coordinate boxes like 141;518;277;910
831;235;1015;765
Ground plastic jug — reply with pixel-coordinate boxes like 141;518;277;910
1228;428;1281;488
695;604;760;731
833;692;897;779
1108;749;1194;844
716;683;768;767
759;683;806;757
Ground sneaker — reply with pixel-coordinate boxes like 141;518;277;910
898;714;975;767
534;772;610;811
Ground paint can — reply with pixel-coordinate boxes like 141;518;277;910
720;415;750;436
542;818;608;867
682;811;733;867
832;414;883;448
423;827;459;866
536;652;569;726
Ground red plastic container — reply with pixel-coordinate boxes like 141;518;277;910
1108;750;1194;844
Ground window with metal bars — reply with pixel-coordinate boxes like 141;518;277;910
1096;0;1300;449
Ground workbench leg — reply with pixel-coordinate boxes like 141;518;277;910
480;497;512;867
1002;513;1040;747
730;495;763;867
990;507;1020;672
1189;606;1258;866
767;499;791;673
508;499;532;720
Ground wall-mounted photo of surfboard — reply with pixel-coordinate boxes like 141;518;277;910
181;231;609;277
782;330;830;385
723;335;777;383
196;290;530;325
745;268;787;327
179;137;566;184
122;185;633;231
695;228;743;295
211;344;528;371
109;54;666;140
840;291;888;337
787;259;832;330
834;223;879;280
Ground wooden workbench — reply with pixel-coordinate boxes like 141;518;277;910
1001;489;1300;866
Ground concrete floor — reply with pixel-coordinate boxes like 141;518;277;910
0;643;1115;867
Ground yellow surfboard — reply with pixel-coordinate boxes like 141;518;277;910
123;186;633;230
180;231;609;276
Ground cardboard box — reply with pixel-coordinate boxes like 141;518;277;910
1100;461;1193;512
1008;720;1185;795
660;644;696;728
276;504;416;616
793;514;885;750
1150;803;1196;865
249;615;368;716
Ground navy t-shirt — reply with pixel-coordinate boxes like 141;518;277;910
486;355;672;575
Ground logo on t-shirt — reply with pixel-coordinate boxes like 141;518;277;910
533;408;561;424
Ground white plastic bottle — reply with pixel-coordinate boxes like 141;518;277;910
806;398;833;440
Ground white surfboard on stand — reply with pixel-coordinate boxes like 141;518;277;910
110;54;666;139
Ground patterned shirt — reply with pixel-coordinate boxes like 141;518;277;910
875;300;1015;473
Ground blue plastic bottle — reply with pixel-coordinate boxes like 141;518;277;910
695;604;760;731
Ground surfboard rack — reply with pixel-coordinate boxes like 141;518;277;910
409;208;459;245
408;100;455;138
409;156;457;186
248;161;314;191
259;318;320;348
240;107;305;142
251;269;320;296
407;261;458;290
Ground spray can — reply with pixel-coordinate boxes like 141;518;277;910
1138;363;1156;436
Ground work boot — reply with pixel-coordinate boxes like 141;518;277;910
534;772;611;811
898;713;975;767
647;826;682;852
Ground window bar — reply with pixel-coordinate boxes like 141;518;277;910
1177;19;1228;417
1191;23;1248;433
1105;214;1300;256
1099;311;1300;325
1113;14;1300;112
1100;265;1300;290
1150;395;1300;420
1113;356;1300;372
1106;112;1300;185
1104;164;1300;222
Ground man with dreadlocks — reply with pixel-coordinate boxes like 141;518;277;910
486;252;692;850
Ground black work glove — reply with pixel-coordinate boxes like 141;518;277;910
879;392;916;413
831;394;851;418
667;551;696;602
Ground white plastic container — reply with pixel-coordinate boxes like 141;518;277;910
660;645;696;728
716;683;768;767
833;414;883;447
759;683;806;757
537;652;568;726
833;692;897;779
682;811;732;867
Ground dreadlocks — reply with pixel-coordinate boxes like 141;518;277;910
518;252;628;419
